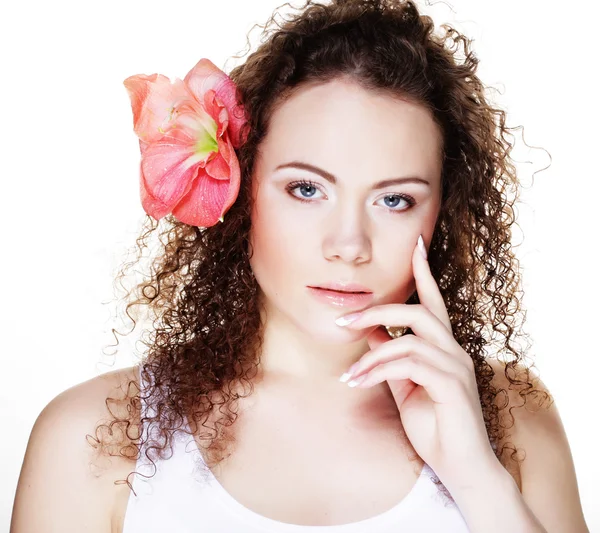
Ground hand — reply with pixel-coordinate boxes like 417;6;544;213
336;234;499;486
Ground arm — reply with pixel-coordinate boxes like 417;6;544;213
448;459;548;533
448;360;590;533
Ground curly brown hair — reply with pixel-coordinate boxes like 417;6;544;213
89;0;552;508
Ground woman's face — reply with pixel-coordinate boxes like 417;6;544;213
248;78;443;343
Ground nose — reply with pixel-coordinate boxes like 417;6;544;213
322;206;372;265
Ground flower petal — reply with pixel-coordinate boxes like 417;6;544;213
171;134;241;227
184;58;248;148
123;74;191;144
204;132;236;181
139;128;203;219
173;92;218;139
170;170;227;227
202;89;228;141
140;166;173;220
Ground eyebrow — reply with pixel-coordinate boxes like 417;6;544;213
274;161;431;189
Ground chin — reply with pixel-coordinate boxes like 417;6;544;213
301;320;368;343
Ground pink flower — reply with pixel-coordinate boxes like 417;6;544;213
123;58;248;227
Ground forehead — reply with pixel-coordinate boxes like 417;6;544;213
257;78;443;181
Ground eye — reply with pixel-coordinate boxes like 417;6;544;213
285;179;416;213
285;179;323;202
376;194;416;212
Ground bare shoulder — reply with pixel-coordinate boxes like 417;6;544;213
10;365;140;533
485;358;589;532
485;358;551;476
486;357;555;440
486;357;550;412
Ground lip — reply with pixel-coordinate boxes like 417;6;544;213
309;281;373;293
307;286;375;308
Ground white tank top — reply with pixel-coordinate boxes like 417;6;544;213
122;365;472;532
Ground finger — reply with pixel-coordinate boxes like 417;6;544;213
341;303;457;356
347;334;462;380
353;356;455;403
414;234;452;332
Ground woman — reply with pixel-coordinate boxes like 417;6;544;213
10;0;589;531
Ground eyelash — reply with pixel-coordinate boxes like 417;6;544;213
285;179;416;213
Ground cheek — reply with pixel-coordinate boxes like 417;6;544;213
251;189;313;254
374;244;417;303
385;277;416;304
248;200;308;294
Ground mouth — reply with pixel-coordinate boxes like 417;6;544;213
307;286;375;308
312;287;370;294
308;281;373;294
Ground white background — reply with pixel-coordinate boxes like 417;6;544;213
1;0;598;530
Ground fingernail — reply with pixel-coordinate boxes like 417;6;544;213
347;375;369;387
335;313;361;326
339;362;360;383
417;234;427;259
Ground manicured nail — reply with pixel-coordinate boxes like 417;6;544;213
347;374;369;387
339;362;360;383
335;313;361;326
418;234;427;259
